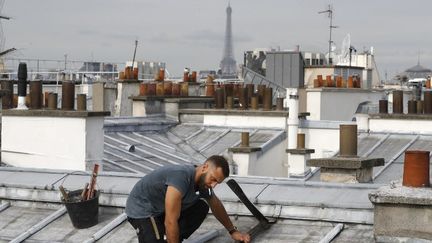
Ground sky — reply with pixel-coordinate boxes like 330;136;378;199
2;0;432;78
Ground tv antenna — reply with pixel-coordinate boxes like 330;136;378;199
0;0;16;72
319;4;338;65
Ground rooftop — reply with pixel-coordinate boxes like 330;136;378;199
1;116;431;242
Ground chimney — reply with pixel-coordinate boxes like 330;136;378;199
286;88;314;177
392;90;403;114
286;132;315;178
229;131;261;176
307;124;384;183
369;150;432;241
1;80;13;109
17;63;28;110
2;94;110;171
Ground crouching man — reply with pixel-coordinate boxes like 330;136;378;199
126;155;250;243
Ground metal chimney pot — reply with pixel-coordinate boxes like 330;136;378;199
339;124;357;157
392;90;403;114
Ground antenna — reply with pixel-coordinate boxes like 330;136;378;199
318;4;338;65
417;50;421;65
131;39;138;68
0;0;16;72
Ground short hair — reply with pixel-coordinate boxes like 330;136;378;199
206;155;230;178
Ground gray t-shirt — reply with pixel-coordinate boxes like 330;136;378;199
125;164;211;219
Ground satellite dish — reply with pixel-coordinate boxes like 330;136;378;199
329;42;338;63
331;42;336;52
340;34;351;61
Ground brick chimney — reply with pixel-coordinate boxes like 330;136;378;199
369;150;432;241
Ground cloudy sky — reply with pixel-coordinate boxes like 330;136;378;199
2;0;432;78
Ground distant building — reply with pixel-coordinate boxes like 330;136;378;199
397;62;432;81
125;61;166;80
219;3;237;78
79;62;117;73
199;70;217;80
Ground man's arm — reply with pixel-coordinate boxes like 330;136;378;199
165;186;182;243
207;194;251;243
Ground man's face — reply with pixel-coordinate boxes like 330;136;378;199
199;163;225;190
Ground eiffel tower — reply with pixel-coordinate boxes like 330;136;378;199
219;3;237;78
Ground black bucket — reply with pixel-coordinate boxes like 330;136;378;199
63;189;99;229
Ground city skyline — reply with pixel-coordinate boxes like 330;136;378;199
2;0;432;78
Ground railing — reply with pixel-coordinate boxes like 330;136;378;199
241;66;287;101
0;70;119;83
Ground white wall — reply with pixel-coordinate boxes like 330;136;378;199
307;89;385;121
2;116;104;171
369;118;432;134
251;140;287;177
231;138;287;177
114;82;140;116
204;114;288;129
300;125;340;159
85;117;106;170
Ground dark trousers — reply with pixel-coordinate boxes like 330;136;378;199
128;199;209;243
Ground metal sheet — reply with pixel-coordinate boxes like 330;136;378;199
367;134;416;163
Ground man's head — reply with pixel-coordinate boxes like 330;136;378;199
198;155;230;190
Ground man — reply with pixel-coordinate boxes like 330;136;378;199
126;155;251;243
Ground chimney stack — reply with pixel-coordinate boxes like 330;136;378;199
307;124;384;183
17;62;28;109
369;150;432;241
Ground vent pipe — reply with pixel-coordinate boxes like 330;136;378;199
180;82;189;96
241;132;249;147
246;84;254;105
147;83;156;96
163;81;172;96
1;80;13;109
379;100;388;114
392;90;403;114
276;97;284;111
140;83;148;96
287;88;299;149
77;94;87;111
191;71;197;82
257;84;266;105
339;124;357;157
215;88;224;109
172;83;180;96
239;87;248;110
347;76;353;88
30;81;42;109
407;100;416;114
250;96;258;110
423;91;432;114
61;81;75;110
48;93;58;110
416;100;423;114
156;82;164;96
183;70;189;82
226;96;233;109
297;133;305;149
17;62;28;109
263;87;272;111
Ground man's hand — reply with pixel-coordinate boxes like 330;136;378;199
231;231;251;243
